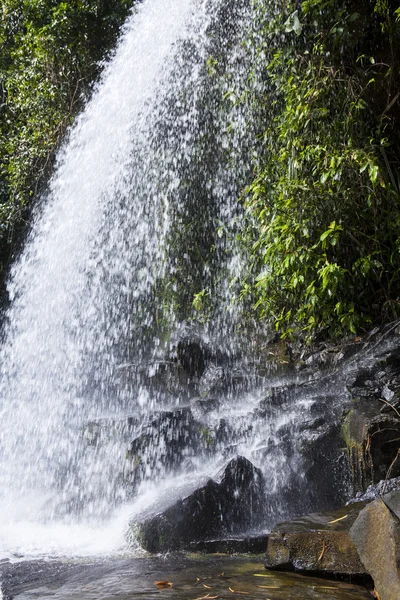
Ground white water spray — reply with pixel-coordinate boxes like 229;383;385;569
0;0;350;560
0;0;266;558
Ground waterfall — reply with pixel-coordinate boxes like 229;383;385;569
0;0;349;559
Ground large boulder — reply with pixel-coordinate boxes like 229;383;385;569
350;492;400;600
132;456;265;552
265;502;368;577
264;484;400;596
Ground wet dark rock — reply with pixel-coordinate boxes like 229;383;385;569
265;503;369;577
341;399;400;494
198;364;225;397
297;415;327;433
253;339;298;376
145;360;192;397
198;364;252;398
333;342;366;364
345;336;400;405
133;456;265;552
116;359;192;399
125;407;214;489
82;415;140;447
177;338;208;378
254;385;295;418
339;333;400;494
214;417;233;443
192;397;221;415
190;534;269;554
296;423;351;513
251;380;350;519
350;494;400;600
305;349;332;368
349;475;400;503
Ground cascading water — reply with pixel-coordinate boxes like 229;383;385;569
0;0;349;559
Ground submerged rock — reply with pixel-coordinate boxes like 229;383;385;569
132;456;265;552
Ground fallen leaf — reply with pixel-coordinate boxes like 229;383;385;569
328;514;348;524
228;588;249;595
253;573;273;577
318;539;326;561
204;584;212;589
155;580;173;588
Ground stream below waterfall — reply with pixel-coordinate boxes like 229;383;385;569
0;556;372;599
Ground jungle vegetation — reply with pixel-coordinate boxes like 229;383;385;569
240;0;400;339
1;0;400;340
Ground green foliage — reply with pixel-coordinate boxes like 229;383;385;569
241;0;400;339
0;0;134;270
192;288;209;312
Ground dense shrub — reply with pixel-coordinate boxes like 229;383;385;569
241;0;400;339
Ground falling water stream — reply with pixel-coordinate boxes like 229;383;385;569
0;0;350;564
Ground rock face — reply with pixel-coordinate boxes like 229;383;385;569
343;331;400;494
350;492;400;600
133;456;265;552
125;407;209;489
342;399;400;494
95;320;400;575
253;381;351;520
265;503;368;577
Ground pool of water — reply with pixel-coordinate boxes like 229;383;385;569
0;555;372;600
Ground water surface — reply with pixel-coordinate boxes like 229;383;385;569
0;556;372;600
